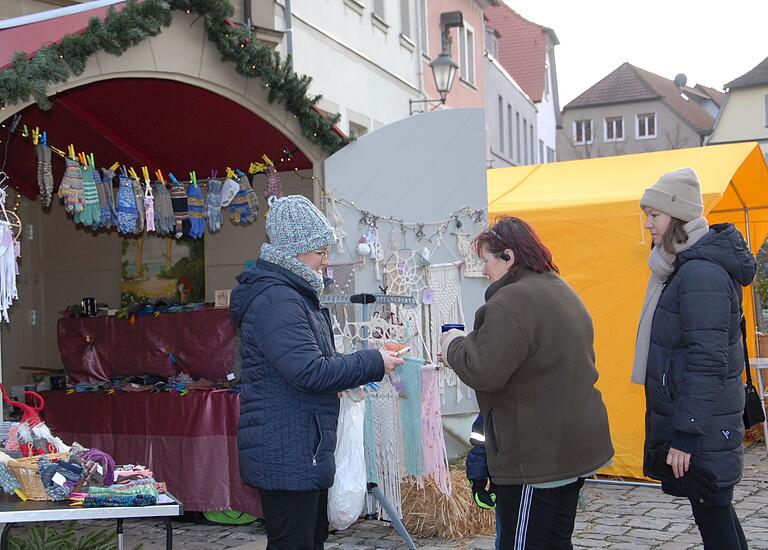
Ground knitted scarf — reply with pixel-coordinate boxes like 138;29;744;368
631;217;710;384
260;243;324;295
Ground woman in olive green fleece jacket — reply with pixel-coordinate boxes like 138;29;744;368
440;216;613;550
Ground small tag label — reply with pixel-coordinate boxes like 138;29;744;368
96;463;104;475
226;373;236;381
722;430;731;440
421;288;435;305
52;473;66;487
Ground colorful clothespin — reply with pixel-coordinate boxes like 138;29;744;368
262;154;274;167
235;168;245;177
211;169;218;180
155;169;166;186
50;146;66;158
31;127;40;145
68;145;76;160
189;171;197;187
141;166;150;184
78;152;88;166
88;153;95;168
225;167;236;179
109;162;120;172
128;167;139;181
41;131;47;146
21;125;29;138
167;172;178;185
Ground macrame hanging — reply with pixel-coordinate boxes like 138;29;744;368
398;357;424;477
326;193;349;255
384;249;428;297
456;231;485;278
418;366;452;496
425;262;474;403
0;185;21;323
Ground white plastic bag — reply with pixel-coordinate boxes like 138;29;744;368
328;393;366;530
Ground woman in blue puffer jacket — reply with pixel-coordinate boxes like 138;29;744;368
231;195;403;550
634;168;755;550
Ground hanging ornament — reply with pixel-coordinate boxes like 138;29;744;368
357;235;371;265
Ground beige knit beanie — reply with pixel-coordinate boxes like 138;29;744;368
640;167;704;222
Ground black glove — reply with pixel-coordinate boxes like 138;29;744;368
647;444;719;505
469;479;496;510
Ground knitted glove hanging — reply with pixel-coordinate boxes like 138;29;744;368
144;187;156;233
41;145;54;208
186;182;205;239
229;175;254;226
101;168;118;226
91;167;109;230
205;178;222;233
116;168;139;234
76;166;101;227
152;182;174;236
170;183;189;238
131;177;145;233
35;143;45;205
59;158;85;214
264;164;284;206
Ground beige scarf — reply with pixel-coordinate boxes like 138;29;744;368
631;217;710;384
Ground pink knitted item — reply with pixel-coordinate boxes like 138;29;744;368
144;196;155;232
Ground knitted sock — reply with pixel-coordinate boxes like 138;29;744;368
41;145;54;208
229;176;254;226
170;184;189;238
92;168;109;229
101;168;118;224
116;173;139;234
132;178;145;233
59;158;85;214
78;166;101;227
205;179;222;233
35;143;45;204
144;195;155;232
186;183;205;239
152;182;171;235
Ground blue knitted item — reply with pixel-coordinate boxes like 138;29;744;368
116;172;139;234
101;168;118;226
398;357;424;476
206;179;222;233
0;464;20;494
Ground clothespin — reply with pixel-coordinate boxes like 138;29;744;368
68;145;76;160
41;131;47;146
128;167;139;181
88;153;95;168
21;125;29;138
235;168;245;178
167;172;178;185
155;170;166;186
262;154;274;167
211;169;218;180
78;152;87;166
141;166;150;184
31;127;40;145
109;162;120;172
189;171;197;187
225;167;236;179
249;161;265;174
50;146;66;158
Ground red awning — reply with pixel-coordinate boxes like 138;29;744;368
1;1;127;67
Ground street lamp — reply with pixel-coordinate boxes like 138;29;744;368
410;11;463;115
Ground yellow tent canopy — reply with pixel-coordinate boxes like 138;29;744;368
487;142;768;479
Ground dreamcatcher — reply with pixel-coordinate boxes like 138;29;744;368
384;249;428;297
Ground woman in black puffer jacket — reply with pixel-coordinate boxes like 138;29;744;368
634;167;755;550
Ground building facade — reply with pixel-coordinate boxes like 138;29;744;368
558;63;718;161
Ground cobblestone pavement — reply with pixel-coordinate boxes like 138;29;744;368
5;444;767;549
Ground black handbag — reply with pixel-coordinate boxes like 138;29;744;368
740;314;767;429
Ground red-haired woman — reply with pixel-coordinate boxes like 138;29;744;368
440;216;614;549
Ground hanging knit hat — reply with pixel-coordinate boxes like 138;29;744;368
265;195;336;255
640;167;704;222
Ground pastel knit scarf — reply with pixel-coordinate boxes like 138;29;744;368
260;243;324;295
631;217;710;384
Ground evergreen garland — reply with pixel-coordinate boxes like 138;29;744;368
0;0;347;153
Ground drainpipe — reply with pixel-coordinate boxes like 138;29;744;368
284;0;294;59
414;0;425;97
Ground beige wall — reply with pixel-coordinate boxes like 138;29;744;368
709;86;768;145
1;170;314;388
0;0;77;19
557;99;703;161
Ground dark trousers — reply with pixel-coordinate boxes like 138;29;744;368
495;478;585;550
259;489;329;550
690;499;748;550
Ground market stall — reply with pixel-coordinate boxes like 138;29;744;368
487;142;768;480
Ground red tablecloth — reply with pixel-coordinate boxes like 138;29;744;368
56;308;236;383
41;390;262;517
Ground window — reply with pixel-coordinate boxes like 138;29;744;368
485;28;499;58
498;96;504;152
459;24;475;85
573;119;593;144
400;0;411;38
636;113;657;139
373;0;385;20
539;140;544;163
507;105;513;158
349;121;368;139
516;112;521;162
546;147;555;163
418;0;427;54
604;116;624;142
523;119;528;164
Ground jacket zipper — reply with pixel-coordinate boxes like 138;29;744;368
488;410;502;465
311;413;323;466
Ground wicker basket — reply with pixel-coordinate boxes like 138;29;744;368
7;452;69;501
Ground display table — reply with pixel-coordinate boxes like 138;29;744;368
40;390;261;518
0;492;182;550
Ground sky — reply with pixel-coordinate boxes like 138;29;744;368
502;0;768;106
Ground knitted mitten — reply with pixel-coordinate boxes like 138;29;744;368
101;168;118;224
35;143;45;204
205;179;222;233
229;175;254;226
91;168;108;230
59;158;85;214
170;183;189;238
41;144;54;208
144;192;156;233
77;166;101;227
116;171;139;234
131;178;145;233
152;182;173;235
186;183;205;239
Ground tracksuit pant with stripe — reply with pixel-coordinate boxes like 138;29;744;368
495;478;585;550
